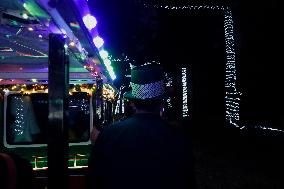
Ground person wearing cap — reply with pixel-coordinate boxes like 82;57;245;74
88;64;195;189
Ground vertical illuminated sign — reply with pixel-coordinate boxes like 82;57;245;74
181;67;189;117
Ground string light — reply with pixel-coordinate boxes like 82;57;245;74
22;13;29;19
99;49;109;59
70;98;89;113
164;73;173;109
83;14;97;30
142;4;225;11
102;83;116;100
223;8;241;127
6;38;47;57
102;59;116;80
104;59;111;66
181;67;189;118
69;41;76;47
139;4;241;126
0;84;107;97
141;60;160;67
13;96;25;136
93;36;104;48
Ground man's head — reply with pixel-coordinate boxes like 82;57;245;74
124;64;166;113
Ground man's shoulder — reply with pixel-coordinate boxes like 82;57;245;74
109;117;134;128
100;118;132;135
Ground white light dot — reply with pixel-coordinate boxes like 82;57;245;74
83;14;97;30
99;50;109;59
93;36;104;48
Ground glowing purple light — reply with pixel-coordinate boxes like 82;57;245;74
93;36;104;48
83;14;97;30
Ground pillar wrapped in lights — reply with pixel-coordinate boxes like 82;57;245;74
140;3;241;127
181;67;189;118
223;8;241;127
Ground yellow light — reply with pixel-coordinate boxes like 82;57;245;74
69;41;75;47
31;79;37;82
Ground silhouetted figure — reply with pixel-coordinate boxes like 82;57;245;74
0;153;34;189
88;65;195;189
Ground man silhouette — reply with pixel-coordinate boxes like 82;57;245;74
88;64;195;189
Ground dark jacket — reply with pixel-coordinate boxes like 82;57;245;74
88;113;195;189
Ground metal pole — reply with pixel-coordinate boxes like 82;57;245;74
48;34;69;189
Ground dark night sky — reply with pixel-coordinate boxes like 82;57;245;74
88;0;283;127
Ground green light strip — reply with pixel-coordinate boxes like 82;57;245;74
23;0;50;19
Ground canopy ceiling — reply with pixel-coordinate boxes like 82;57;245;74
0;0;104;83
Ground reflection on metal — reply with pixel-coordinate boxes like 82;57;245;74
48;34;69;189
32;154;88;170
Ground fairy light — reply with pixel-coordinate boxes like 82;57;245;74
104;59;111;66
0;84;100;96
99;49;109;59
93;36;104;48
31;79;37;82
223;8;241;126
181;67;189;118
83;14;97;30
103;59;116;80
165;76;173;87
22;13;29;19
3;88;9;93
139;3;241;126
14;96;25;136
69;41;76;47
7;39;47;57
142;4;225;11
101;84;116;100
